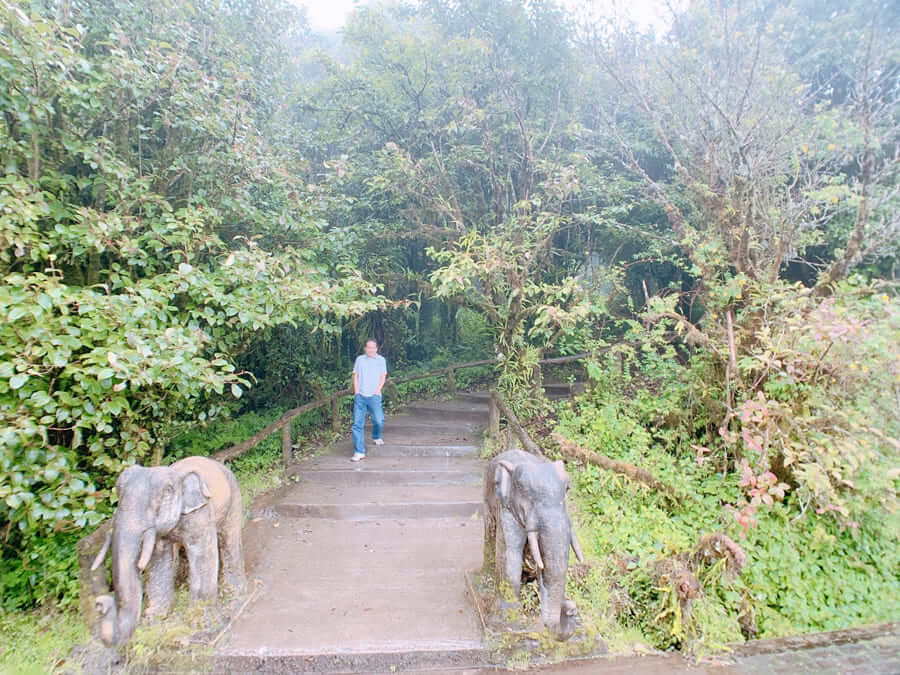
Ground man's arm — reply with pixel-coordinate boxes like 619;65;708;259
353;371;359;395
375;372;386;396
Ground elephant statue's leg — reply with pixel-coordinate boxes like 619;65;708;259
181;512;219;602
498;509;526;599
144;537;175;618
537;569;550;625
218;504;246;594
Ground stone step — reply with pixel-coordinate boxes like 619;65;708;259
220;517;485;672
326;439;480;458
362;419;484;433
270;502;483;520
287;456;484;487
455;392;491;404
297;455;484;472
287;469;482;487
351;429;484;445
396;405;487;423
260;484;483;521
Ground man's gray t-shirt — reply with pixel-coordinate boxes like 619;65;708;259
354;354;387;396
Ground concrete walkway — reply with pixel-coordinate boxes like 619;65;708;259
216;395;490;672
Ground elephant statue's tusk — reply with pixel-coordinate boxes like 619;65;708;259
527;531;544;570
95;594;115;617
137;528;156;571
570;531;584;564
91;530;112;572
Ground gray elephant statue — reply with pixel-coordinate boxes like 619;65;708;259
483;449;584;641
91;456;246;646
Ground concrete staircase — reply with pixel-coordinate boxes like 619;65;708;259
215;395;490;672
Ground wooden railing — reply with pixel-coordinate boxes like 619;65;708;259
212;352;589;465
212;358;495;463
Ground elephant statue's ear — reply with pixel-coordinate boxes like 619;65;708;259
553;460;570;489
181;472;212;515
494;460;516;508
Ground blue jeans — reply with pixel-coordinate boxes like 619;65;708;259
352;394;384;455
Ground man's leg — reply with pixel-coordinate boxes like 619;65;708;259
368;394;385;442
351;394;367;455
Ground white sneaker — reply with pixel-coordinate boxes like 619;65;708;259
373;438;384;446
350;452;366;462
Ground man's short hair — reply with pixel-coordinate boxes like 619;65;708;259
365;338;378;347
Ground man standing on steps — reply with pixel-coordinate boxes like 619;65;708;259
351;338;387;461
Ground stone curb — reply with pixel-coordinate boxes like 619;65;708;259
725;621;898;658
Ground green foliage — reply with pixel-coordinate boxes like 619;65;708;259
566;432;898;650
0;530;81;612
741;502;899;637
429;220;599;362
720;282;899;525
496;344;548;419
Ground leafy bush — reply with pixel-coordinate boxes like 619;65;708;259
0;0;376;611
0;531;82;612
717;282;899;526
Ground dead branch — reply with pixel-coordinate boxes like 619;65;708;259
551;433;680;499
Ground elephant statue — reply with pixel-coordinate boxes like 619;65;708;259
483;449;584;641
91;456;246;646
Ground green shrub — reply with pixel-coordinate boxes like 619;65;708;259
0;531;82;612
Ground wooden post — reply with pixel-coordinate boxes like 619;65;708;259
76;520;113;633
331;395;341;433
488;390;500;440
506;428;517;451
385;380;399;406
493;392;545;458
446;367;457;395
282;422;292;463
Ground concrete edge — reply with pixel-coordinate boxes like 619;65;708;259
214;646;487;674
725;621;899;657
272;501;483;519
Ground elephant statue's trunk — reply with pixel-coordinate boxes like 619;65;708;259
96;524;155;646
554;599;578;641
536;524;578;641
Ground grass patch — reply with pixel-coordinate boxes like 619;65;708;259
0;607;89;674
